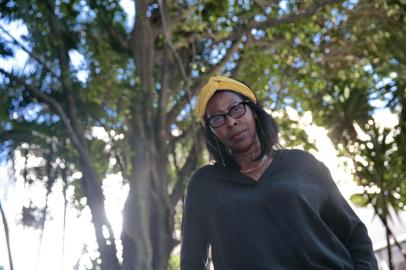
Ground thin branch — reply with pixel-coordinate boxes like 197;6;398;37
158;0;202;150
168;130;188;150
253;0;274;12
159;0;188;82
166;0;338;125
115;150;130;180
0;68;85;156
166;38;242;126
170;146;180;175
258;0;339;27
168;0;342;207
106;25;131;54
0;24;59;78
221;0;340;46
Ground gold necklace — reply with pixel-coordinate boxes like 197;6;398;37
240;154;267;173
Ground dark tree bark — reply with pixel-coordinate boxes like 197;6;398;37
0;200;14;270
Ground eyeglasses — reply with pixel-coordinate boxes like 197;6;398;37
206;101;249;128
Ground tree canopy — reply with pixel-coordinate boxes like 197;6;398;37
1;0;405;269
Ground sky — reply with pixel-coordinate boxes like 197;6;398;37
0;20;29;73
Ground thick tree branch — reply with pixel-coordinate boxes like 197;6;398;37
158;0;206;151
42;0;85;145
156;44;173;144
131;0;156;132
155;0;175;143
169;132;203;207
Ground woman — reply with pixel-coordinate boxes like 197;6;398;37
180;76;378;270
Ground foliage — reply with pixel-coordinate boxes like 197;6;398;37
1;0;405;269
167;255;180;270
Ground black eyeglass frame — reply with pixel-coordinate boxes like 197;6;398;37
205;100;250;129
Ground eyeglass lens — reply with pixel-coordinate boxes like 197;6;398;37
208;102;246;128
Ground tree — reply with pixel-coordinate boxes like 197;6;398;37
0;200;14;270
242;0;406;268
9;0;403;269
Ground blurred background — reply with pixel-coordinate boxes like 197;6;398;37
0;0;405;269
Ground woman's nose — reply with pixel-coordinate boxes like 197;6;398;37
225;115;237;127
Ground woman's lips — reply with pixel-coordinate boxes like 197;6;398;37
230;130;247;141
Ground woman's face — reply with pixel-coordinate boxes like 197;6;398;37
205;91;258;153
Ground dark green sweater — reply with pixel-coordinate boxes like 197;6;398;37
180;149;378;270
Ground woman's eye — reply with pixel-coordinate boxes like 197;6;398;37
212;115;223;123
231;105;242;114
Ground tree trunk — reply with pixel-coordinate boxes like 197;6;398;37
0;200;14;270
120;0;174;268
0;65;122;269
61;165;68;270
150;147;175;270
36;150;54;270
384;214;394;270
40;1;122;268
35;190;49;270
380;189;394;270
79;155;121;270
121;119;174;270
399;85;406;161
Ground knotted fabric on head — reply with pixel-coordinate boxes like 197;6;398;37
197;76;257;122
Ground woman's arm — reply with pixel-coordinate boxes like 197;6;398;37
318;161;378;270
180;179;209;270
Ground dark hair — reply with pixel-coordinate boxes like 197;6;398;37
203;91;279;168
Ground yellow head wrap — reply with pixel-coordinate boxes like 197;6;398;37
196;76;257;121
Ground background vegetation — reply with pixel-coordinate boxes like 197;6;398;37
0;0;405;269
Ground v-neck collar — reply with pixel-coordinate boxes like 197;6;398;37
213;149;283;185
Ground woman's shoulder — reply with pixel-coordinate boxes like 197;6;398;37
189;163;219;183
193;164;215;175
186;164;221;197
275;148;330;177
275;148;317;162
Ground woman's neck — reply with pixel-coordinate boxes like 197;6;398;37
233;138;262;170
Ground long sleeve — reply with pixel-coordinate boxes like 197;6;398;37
318;161;378;270
180;178;209;270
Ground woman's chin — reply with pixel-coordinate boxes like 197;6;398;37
228;141;254;154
